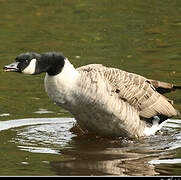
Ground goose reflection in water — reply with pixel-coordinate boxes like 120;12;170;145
49;135;178;176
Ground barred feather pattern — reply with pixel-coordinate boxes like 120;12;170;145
71;67;146;138
75;64;177;137
45;61;178;139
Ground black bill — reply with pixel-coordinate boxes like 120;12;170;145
3;62;19;72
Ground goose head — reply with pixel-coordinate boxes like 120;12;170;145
3;52;65;76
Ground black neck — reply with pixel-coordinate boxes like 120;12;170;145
35;52;65;76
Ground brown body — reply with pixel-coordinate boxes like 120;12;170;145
3;52;180;139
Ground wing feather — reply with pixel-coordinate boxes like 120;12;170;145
77;64;177;119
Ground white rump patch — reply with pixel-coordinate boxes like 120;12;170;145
144;116;168;136
22;58;37;74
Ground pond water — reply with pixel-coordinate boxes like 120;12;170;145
0;0;181;176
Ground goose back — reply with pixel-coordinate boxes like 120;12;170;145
77;64;178;121
73;65;148;138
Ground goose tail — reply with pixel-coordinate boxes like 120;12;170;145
173;85;181;90
148;79;181;94
144;117;169;136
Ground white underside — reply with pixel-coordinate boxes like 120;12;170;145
44;60;167;138
144;118;169;136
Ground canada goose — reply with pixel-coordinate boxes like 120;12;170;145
3;52;181;139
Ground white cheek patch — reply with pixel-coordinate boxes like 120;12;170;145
22;58;37;74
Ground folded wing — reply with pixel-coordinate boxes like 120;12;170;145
77;64;178;120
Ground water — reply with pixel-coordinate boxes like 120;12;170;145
0;0;181;176
0;118;181;176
